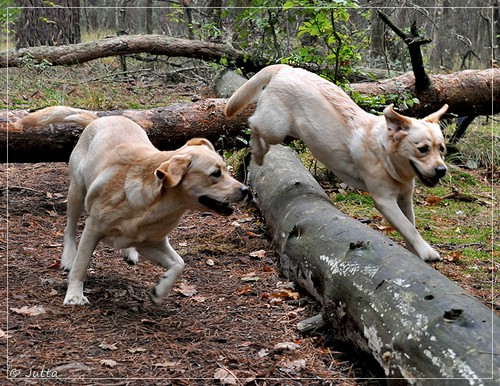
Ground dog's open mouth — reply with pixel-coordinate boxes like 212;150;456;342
199;196;234;216
410;161;440;187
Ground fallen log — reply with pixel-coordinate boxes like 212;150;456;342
248;144;499;385
1;99;254;163
349;68;499;117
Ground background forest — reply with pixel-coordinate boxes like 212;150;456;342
2;0;498;78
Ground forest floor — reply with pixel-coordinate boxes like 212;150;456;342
2;162;383;385
1;64;498;385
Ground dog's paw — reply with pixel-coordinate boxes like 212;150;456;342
148;288;163;306
421;247;441;262
122;248;139;265
63;293;90;306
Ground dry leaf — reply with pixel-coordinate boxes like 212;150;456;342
127;347;147;354
99;342;118;351
0;328;11;339
214;368;237;385
192;295;207;303
279;358;306;373
240;274;260;282
444;251;463;262
257;348;269;358
425;195;442;205
174;282;197;297
249;249;266;259
270;289;300;300
274;342;300;351
236;286;253;296
100;359;117;368
11;305;46;317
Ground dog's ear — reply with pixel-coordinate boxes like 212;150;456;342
155;155;192;188
185;138;216;152
423;104;449;123
383;104;412;131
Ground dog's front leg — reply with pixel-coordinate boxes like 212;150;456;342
64;219;100;305
138;238;185;305
373;196;440;261
397;189;416;226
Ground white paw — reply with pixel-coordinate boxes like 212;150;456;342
122;248;139;265
420;246;441;262
63;293;89;306
148;289;163;305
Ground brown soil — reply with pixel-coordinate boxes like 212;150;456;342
1;162;384;385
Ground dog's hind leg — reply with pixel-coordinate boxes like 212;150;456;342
61;181;85;271
138;238;185;305
250;130;269;166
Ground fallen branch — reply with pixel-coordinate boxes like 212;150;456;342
0;34;266;74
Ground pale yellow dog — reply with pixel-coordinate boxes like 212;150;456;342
18;107;249;305
225;64;448;261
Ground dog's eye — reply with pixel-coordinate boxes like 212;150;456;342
210;169;222;178
418;146;429;154
439;145;446;153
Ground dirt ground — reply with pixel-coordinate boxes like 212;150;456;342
1;162;386;385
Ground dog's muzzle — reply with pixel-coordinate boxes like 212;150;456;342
410;161;447;187
199;185;249;216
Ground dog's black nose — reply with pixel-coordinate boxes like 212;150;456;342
435;165;447;178
240;185;250;197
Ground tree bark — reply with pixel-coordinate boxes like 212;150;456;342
0;34;266;74
0;99;254;163
248;144;500;384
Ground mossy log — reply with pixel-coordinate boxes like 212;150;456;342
248;144;499;385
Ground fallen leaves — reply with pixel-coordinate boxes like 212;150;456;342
444;250;463;262
10;305;46;317
100;359;117;368
99;342;118;351
214;367;238;385
174;282;197;297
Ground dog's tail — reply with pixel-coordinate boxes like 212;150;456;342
16;106;99;130
224;64;288;118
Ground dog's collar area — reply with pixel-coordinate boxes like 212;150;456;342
198;196;234;216
409;160;440;187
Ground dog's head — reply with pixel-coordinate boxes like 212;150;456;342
155;138;249;215
384;104;448;187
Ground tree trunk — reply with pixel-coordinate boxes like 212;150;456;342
15;0;81;49
0;34;266;74
248;144;500;384
1;99;254;163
